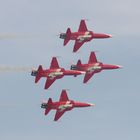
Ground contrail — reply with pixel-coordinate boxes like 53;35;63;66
0;32;48;40
0;65;34;72
0;103;38;109
0;34;17;39
0;33;30;40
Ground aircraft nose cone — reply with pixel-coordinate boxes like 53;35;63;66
113;65;123;69
93;33;112;38
106;34;112;38
102;64;122;69
116;65;123;69
89;103;95;106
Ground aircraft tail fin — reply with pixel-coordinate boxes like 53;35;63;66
45;98;53;116
35;65;43;83
77;60;82;66
88;52;97;64
64;28;71;46
50;57;60;69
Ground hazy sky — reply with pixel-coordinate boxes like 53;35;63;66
0;0;140;140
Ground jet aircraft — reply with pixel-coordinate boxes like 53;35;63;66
41;90;95;121
71;52;122;83
60;19;112;52
31;57;85;89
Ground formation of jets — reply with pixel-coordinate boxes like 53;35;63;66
32;20;122;121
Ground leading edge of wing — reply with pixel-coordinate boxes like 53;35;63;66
83;72;95;83
44;78;56;89
54;110;66;121
73;41;84;52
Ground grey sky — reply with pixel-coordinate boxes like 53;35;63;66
0;0;139;140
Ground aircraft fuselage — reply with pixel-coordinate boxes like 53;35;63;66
41;100;94;111
31;68;85;79
60;31;111;42
71;63;121;74
71;63;102;73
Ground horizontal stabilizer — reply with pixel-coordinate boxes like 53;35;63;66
64;28;71;46
77;60;82;66
35;65;43;83
45;98;53;115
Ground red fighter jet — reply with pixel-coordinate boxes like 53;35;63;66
41;90;95;121
71;52;122;83
60;19;112;52
31;57;85;89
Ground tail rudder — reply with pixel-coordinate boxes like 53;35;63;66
47;98;53;106
45;98;53;115
88;52;97;64
77;59;82;66
64;28;71;46
35;65;43;83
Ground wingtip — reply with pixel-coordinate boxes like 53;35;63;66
83;78;88;84
73;49;77;53
83;80;87;84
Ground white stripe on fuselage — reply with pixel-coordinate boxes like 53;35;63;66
87;63;101;72
48;69;63;79
58;101;73;111
77;32;92;42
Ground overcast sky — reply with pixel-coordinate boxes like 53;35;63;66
0;0;140;140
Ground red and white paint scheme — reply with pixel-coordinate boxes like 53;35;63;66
60;19;112;52
71;52;122;83
31;57;85;89
41;90;95;121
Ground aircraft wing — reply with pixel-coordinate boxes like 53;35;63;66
50;57;60;69
54;110;66;121
88;52;97;64
73;40;85;52
44;78;56;89
78;20;88;32
59;90;69;102
83;72;95;83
